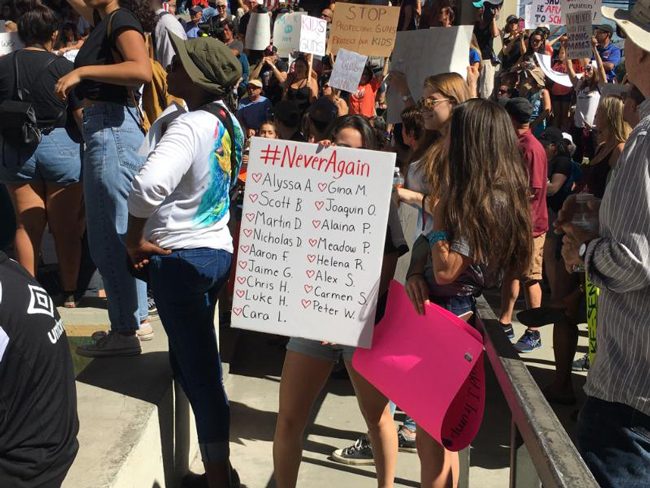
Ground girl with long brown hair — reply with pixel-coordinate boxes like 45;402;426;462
406;99;532;487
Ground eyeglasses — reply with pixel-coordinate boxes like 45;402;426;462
217;4;227;8
420;97;451;110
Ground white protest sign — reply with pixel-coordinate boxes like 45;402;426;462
524;4;536;29
387;26;473;124
566;10;592;59
561;0;602;24
273;12;303;57
530;0;562;26
328;49;368;93
299;15;327;56
232;138;395;348
0;32;23;56
245;12;271;51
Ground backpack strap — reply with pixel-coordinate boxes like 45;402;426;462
13;51;63;126
200;103;239;189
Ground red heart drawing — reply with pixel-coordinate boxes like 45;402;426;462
236;290;245;298
315;201;324;210
232;308;242;316
245;213;255;222
318;182;327;192
312;220;321;229
238;261;248;269
249;194;258;203
251;173;262;182
243;229;253;237
301;299;312;309
240;245;250;253
307;254;316;262
306;270;315;278
304;285;313;293
237;277;246;284
309;238;318;247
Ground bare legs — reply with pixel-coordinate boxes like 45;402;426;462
273;350;397;488
417;427;458;488
499;278;543;330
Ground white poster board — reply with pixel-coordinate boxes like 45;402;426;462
565;10;592;59
530;0;562;26
231;138;395;347
299;15;327;56
245;12;271;51
535;53;572;87
387;26;473;124
0;32;23;56
561;0;602;24
273;12;304;57
328;48;368;93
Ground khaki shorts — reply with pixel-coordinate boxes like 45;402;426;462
525;233;546;282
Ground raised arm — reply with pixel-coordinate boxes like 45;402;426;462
67;0;94;25
591;37;608;85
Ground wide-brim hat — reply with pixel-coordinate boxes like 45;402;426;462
602;1;650;51
169;34;242;96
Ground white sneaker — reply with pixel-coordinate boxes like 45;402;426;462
77;331;142;358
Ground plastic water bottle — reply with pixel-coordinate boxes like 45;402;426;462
393;167;404;188
570;193;598;272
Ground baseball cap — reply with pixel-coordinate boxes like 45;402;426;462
602;0;650;50
248;79;263;89
190;5;203;15
539;127;565;145
504;97;533;124
169;34;242;96
472;0;502;8
594;24;614;35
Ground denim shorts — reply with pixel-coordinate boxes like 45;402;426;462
0;127;82;185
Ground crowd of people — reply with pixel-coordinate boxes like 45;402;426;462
0;0;649;487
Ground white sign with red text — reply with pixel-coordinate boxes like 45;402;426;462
231;138;395;347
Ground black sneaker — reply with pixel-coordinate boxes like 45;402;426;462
500;322;515;340
331;435;374;466
397;428;417;453
147;295;158;316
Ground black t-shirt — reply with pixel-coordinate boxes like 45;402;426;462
260;59;288;105
474;22;494;61
74;8;144;103
547;155;573;213
0;50;80;127
0;253;79;487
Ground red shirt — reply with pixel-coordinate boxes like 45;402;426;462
518;130;549;237
349;77;381;117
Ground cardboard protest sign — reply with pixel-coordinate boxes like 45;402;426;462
328;3;400;57
273;12;303;57
353;281;485;451
0;32;23;56
386;26;473;124
530;0;562;26
561;0;602;24
245;12;271;51
565;10;592;59
231;138;395;347
328;48;368;93
299;15;327;56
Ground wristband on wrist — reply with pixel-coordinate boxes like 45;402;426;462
426;230;449;246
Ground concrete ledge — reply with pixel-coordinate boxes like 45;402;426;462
60;307;201;488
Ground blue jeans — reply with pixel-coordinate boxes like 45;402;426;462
577;397;650;487
149;248;233;462
390;295;477;432
82;102;148;331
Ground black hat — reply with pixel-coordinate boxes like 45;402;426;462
504;97;533;124
538;127;565;145
273;100;301;128
308;97;338;130
595;24;614;35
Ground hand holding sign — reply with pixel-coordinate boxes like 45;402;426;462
328;49;368;93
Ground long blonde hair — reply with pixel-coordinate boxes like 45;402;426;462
421;72;470;187
597;95;632;145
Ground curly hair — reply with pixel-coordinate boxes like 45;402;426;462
119;0;156;32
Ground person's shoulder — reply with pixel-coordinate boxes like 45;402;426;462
112;8;144;30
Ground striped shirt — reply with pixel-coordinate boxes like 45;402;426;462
584;99;650;416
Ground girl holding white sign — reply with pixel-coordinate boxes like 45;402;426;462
273;115;408;488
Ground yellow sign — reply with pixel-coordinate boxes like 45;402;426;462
328;3;400;58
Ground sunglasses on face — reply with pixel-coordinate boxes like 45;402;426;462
217;4;227;8
420;97;451;110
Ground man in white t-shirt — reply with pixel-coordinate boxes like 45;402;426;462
150;0;188;69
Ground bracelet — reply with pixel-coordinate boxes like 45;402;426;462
426;230;449;246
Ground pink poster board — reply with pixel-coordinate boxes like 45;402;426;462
352;281;485;451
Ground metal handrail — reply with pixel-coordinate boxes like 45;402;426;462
474;297;599;488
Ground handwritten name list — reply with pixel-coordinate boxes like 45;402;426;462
231;138;395;347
